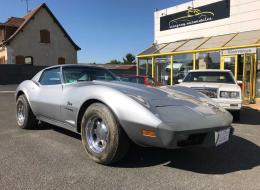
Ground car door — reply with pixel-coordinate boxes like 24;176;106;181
35;67;63;121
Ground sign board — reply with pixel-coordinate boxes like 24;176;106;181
221;47;257;55
160;0;230;31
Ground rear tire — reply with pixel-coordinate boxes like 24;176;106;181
16;95;37;129
81;103;129;165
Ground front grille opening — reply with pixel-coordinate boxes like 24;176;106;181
177;133;207;147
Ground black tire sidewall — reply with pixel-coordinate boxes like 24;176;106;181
16;95;30;128
16;95;37;129
81;103;120;164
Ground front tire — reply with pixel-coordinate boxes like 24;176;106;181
16;95;37;129
81;103;129;165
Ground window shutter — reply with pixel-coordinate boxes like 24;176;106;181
58;57;65;65
16;55;25;64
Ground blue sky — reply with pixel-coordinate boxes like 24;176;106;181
1;0;189;63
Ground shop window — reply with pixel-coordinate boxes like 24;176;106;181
25;56;33;65
256;48;260;98
16;55;25;64
58;57;65;65
155;57;170;85
237;54;244;81
40;29;50;43
173;54;193;83
0;56;5;64
195;52;220;70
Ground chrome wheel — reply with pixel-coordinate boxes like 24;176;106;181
17;101;25;125
86;116;109;153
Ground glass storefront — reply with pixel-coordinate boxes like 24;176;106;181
139;59;150;76
173;54;193;83
195;51;220;70
256;48;260;98
155;57;170;85
138;47;260;101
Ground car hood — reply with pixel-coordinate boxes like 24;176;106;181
91;81;222;110
179;82;241;91
71;80;231;119
91;80;200;100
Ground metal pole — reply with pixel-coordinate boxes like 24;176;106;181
146;59;148;75
136;58;140;76
152;57;155;78
170;55;174;85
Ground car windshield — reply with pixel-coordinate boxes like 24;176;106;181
62;66;117;84
183;71;235;84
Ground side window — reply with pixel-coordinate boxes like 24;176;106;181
39;68;61;85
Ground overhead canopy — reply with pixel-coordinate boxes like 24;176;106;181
138;29;260;57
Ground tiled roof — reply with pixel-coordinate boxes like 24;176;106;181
3;17;25;27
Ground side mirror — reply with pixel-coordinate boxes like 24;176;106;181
178;79;183;83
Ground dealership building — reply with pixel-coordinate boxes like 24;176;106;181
137;0;260;104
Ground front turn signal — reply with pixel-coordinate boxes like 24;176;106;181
142;129;156;138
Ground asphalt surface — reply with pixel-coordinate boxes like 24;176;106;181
0;92;260;190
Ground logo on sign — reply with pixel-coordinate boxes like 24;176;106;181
160;0;230;31
169;7;214;29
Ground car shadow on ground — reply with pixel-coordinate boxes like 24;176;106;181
114;135;260;174
37;122;81;140
236;107;260;125
38;123;260;175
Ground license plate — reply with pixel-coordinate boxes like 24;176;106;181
215;128;230;146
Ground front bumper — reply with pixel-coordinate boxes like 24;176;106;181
213;98;242;111
157;124;234;149
123;120;234;149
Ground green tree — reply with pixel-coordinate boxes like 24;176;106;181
123;53;136;64
108;59;122;64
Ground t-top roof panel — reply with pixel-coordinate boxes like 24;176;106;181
198;33;237;50
154;40;187;54
175;37;209;52
225;30;260;47
138;43;168;55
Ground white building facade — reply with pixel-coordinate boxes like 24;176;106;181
138;0;260;103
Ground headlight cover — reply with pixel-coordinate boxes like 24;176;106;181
220;91;240;99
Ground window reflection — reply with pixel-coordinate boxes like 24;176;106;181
196;52;220;70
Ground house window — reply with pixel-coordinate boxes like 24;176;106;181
0;56;5;64
58;57;65;65
16;55;25;64
25;56;33;65
40;29;50;43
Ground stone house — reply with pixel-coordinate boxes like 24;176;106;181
0;3;80;66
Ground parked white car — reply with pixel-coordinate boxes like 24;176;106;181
178;70;242;118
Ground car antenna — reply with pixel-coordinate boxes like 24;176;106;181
21;0;33;13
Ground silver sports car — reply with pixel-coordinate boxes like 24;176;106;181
15;65;233;164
